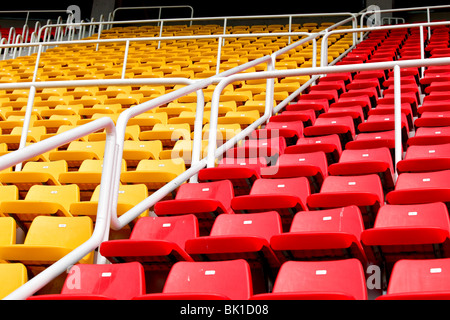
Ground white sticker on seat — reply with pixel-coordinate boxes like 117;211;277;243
408;212;418;216
323;216;332;221
101;272;112;277
430;268;442;274
243;220;253;225
316;270;327;275
202;188;210;192
205;270;216;275
162;223;171;228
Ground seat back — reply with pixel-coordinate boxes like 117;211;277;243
0;263;28;299
25;184;80;213
162;260;253;300
60;262;146;299
210;211;282;242
385;258;450;298
24;216;93;248
130;214;199;249
249;177;310;205
175;180;235;213
289;205;364;237
272;259;367;299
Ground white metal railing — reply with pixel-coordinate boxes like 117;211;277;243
4;6;450;300
321;20;450;69
2;117;117;300
0;25;325;299
111;5;195;25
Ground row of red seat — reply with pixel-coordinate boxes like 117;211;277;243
25;24;450;300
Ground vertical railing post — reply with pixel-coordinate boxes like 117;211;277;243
189;89;206;183
14;85;36;172
216;35;223;75
158;20;164;49
121;40;130;79
394;65;402;181
420;26;425;77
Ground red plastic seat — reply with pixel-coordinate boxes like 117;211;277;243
198;157;267;196
357;114;410;146
260;151;328;193
231;177;310;231
133;259;253;300
328;147;395;191
377;258;450;300
307;174;384;228
407;126;450;146
154;180;235;235
286;99;328;116
386;169;450;206
252;118;304;146
415;111;450;128
250;259;368;300
418;94;450;114
28;262;146;300
321;102;365;128
397;143;450;173
345;130;397;157
225;136;286;162
270;205;369;266
361;202;450;272
100;214;198;270
185;211;282;291
303;115;355;147
285;134;342;165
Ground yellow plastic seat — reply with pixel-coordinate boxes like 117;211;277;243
39;104;83;118
63;86;99;99
59;159;126;201
123;140;162;168
139;123;191;148
0;126;46;150
0;184;79;230
35;88;67;100
0;216;94;267
159;140;208;164
0;263;28;299
34;95;74;108
0;115;37;134
121;158;186;192
0;216;16;244
237;101;268;115
70;95;108;108
104;93;143;108
158;102;197;118
220;90;253;105
168;111;210;131
77;103;122;118
70;184;149;222
34;115;80;134
217;110;260;128
49;141;105;169
103;86;132;98
127;112;168;131
204;101;237;117
0;160;67;198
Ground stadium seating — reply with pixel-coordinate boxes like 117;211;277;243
250;259;368;300
2;4;450;301
377;258;450;300
133;259;253;300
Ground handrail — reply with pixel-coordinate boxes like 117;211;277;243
320;20;450;67
109;31;323;231
2;117;117;300
5;7;450;300
111;5;195;26
206;56;450;170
